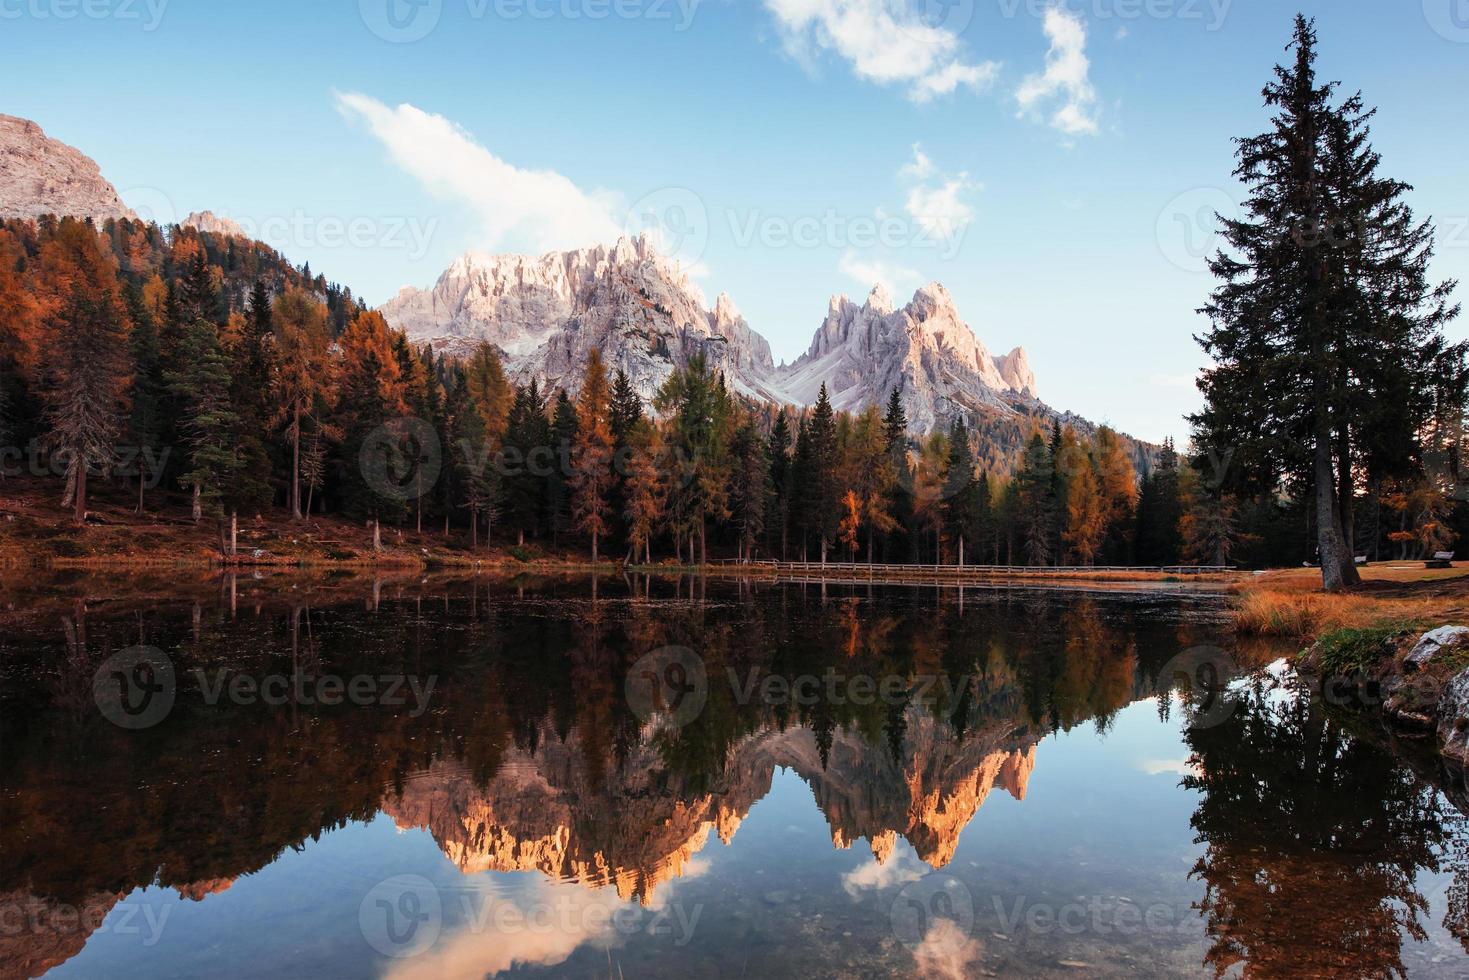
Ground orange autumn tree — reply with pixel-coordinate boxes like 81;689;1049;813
36;219;132;522
271;287;334;519
571;348;615;564
621;417;666;564
0;228;40;453
839;489;863;561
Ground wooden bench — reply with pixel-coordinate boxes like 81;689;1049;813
1427;551;1455;569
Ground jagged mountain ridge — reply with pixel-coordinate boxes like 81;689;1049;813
0;114;1153;461
383;236;778;405
381;708;1039;904
381;238;1048;435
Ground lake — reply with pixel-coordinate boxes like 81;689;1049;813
3;573;1468;978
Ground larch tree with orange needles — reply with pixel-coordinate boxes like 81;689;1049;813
571;348;615;565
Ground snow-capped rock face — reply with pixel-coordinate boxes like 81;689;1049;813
770;281;1037;434
381;235;776;402
0;115;136;224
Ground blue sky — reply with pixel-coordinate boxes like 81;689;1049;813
2;0;1466;442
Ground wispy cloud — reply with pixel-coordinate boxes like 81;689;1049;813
1017;9;1099;136
764;0;998;103
334;92;622;255
900;144;976;244
840;250;923;295
841;849;926;897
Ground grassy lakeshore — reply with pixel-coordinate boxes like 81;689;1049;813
1231;563;1469;640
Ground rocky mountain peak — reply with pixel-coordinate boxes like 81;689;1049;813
0;114;135;224
181;210;248;238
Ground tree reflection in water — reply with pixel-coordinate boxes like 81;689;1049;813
3;574;1469;978
1183;679;1469;978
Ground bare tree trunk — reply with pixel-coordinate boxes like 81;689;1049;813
230;510;238;558
1315;424;1347;592
1337;428;1361;586
592;531;599;566
471;508;478;549
136;470;145;515
192;484;201;523
958;536;965;568
73;463;87;524
291;403;302;520
372;518;382;553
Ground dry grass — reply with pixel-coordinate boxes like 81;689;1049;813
1232;564;1469;638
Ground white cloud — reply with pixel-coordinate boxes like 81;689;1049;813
841;849;926;897
1016;8;1099;136
899;145;976;244
764;0;998;103
840;250;923;295
1115;25;1130;40
334;91;623;255
911;919;985;980
382;881;623;980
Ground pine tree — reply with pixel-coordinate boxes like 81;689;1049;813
807;384;840;564
167;318;241;531
548;389;579;549
502;380;548;545
448;378;497;549
1016;434;1055;566
730;417;770;562
124;284;164;513
1192;15;1461;590
941;416;978;565
570;350;615;564
882;388;915;562
767;411;793;560
37;220;131;523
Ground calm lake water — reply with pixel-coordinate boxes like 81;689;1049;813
3;574;1469;979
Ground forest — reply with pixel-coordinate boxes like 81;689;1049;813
0;204;1461;572
2;16;1466;579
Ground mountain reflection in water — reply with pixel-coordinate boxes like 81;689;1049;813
2;572;1468;979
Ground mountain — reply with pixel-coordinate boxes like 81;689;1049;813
181;209;248;238
383;239;1052;435
380;236;779;404
382;706;1039;904
777;282;1038;433
0;114;1152;462
0;115;135;225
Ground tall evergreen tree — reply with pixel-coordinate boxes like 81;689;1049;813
167;318;241;531
1192;15;1461;590
941;416;978;565
806;383;840;564
37;220;131;523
